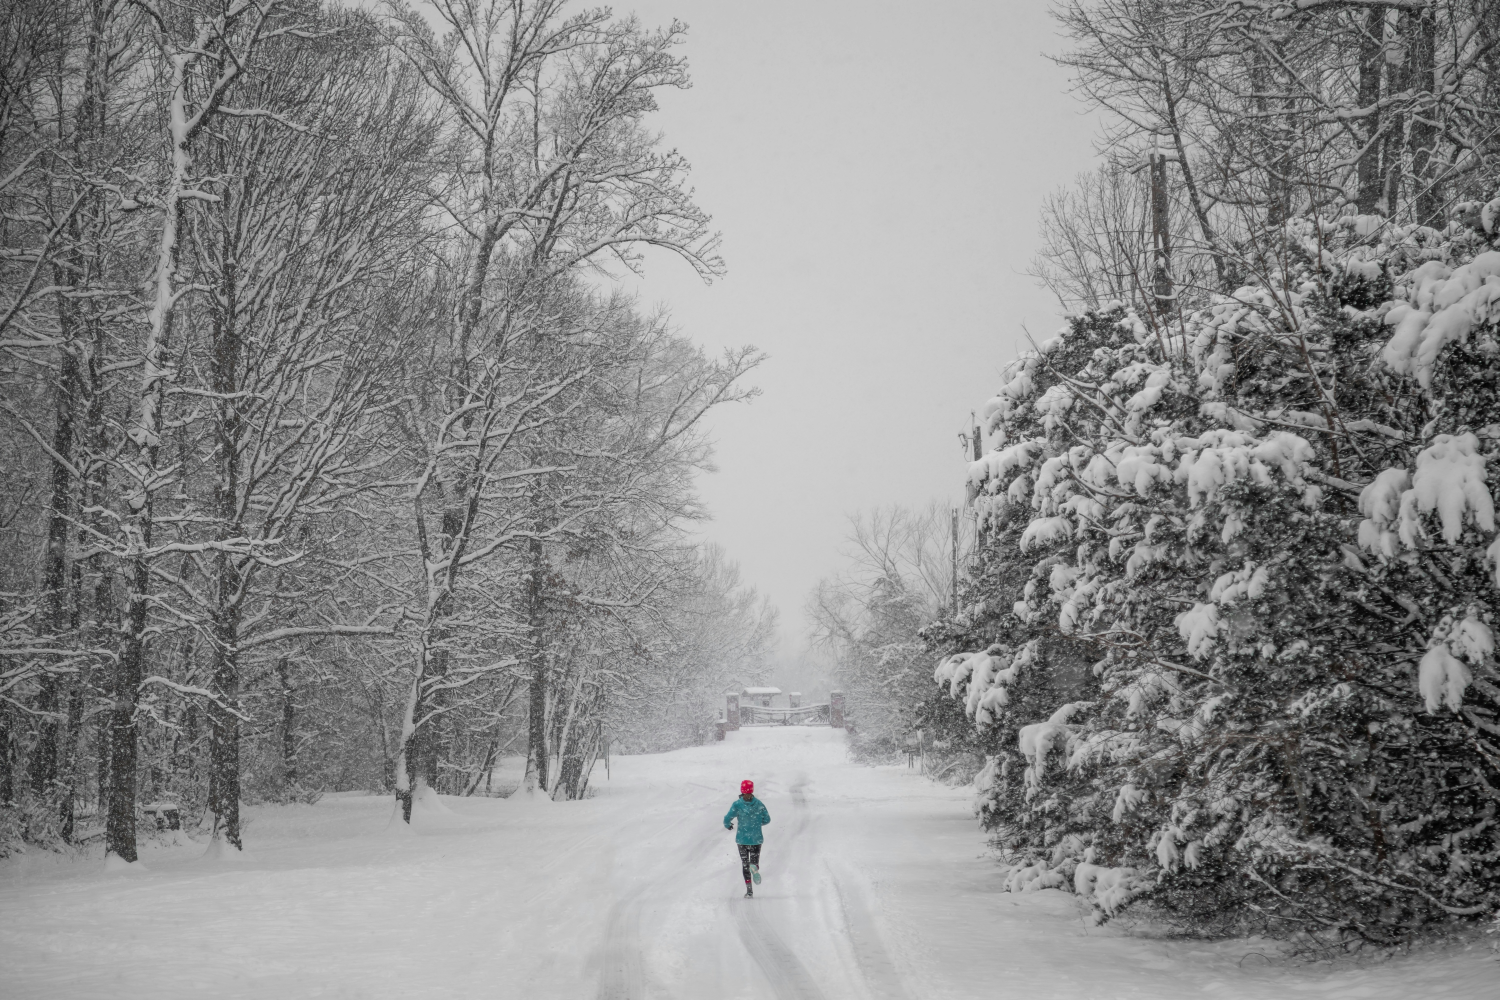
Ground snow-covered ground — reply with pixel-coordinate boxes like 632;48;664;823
1;727;1494;999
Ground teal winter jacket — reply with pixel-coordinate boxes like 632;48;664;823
724;796;770;845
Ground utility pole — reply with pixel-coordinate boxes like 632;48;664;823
969;412;989;555
951;508;960;618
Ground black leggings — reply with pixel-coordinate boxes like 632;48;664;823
737;843;761;884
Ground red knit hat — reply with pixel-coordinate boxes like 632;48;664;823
740;779;754;795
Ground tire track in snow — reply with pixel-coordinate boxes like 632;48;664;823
827;861;912;1000
596;896;644;1000
802;769;911;1000
595;812;719;999
734;902;829;1000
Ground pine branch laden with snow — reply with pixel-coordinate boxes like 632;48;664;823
939;209;1500;937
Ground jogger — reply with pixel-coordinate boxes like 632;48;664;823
724;778;771;897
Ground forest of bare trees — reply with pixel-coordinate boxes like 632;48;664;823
1033;0;1500;315
0;0;775;863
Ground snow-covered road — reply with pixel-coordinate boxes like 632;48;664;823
1;727;1493;998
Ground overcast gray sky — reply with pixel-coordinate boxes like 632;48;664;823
609;1;1101;648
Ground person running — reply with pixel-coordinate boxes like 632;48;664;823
723;779;770;898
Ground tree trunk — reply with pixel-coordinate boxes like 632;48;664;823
1148;146;1174;322
525;663;550;794
105;556;147;862
1251;45;1293;228
396;591;451;820
106;15;204;863
277;657;296;786
33;9;112;823
95;712;109;825
416;648;445;792
31;343;79;796
557;710;605;801
1159;76;1227;291
58;681;84;840
1381;23;1408;218
401;607;451;812
523;537;550;794
395;668;420;822
1407;8;1442;227
29;679;60;795
464;732;500;796
555;741;585;800
1355;7;1386;214
549;665;586;798
399;484;466;814
81;204;113;835
86;439;113;833
0;714;13;805
206;212;244;849
206;609;242;849
575;721;604;800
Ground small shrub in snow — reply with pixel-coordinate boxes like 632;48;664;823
0;792;69;858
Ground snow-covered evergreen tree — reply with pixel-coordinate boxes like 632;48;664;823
942;208;1500;939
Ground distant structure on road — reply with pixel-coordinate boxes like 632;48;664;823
717;687;840;733
741;686;781;707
